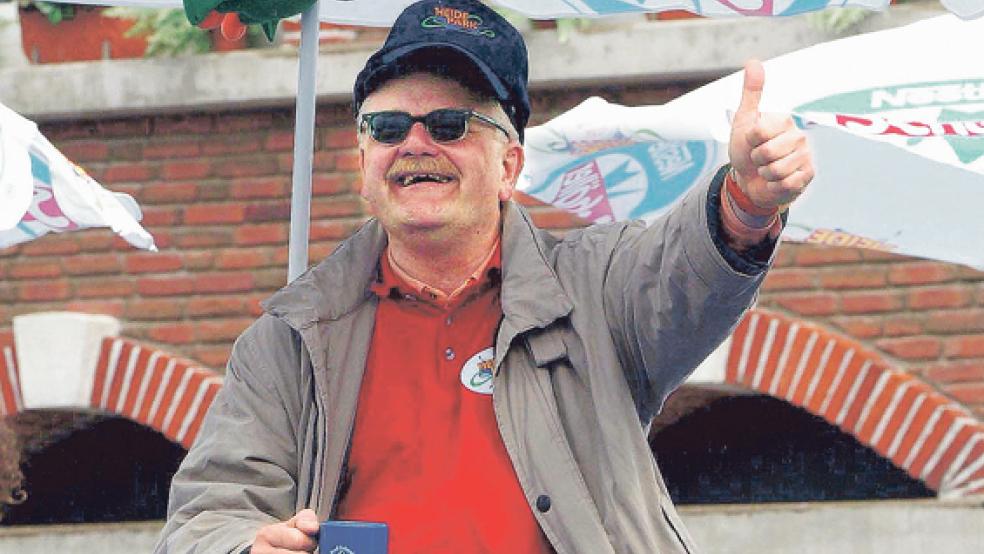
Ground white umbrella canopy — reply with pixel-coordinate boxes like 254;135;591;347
0;101;156;251
518;13;984;269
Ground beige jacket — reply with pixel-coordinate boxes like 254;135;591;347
157;171;771;553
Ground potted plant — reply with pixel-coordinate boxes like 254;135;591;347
17;1;148;63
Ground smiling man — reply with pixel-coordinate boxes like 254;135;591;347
156;1;814;553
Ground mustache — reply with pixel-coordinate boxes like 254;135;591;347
385;156;459;180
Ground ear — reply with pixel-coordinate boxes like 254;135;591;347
498;141;525;202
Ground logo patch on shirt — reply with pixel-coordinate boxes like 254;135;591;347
460;347;495;395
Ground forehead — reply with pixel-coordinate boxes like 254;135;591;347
361;72;485;113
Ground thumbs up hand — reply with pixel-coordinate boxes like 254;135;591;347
728;60;815;211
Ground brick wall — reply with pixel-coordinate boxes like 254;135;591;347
0;81;981;422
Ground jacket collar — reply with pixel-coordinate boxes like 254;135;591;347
262;201;572;332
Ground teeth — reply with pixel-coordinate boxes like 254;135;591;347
399;173;452;186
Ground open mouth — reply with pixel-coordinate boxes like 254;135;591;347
392;172;455;187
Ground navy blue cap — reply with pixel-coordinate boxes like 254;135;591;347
353;0;530;142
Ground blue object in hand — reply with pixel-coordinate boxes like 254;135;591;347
319;520;388;554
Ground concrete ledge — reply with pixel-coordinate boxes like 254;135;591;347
0;5;945;121
1;499;980;553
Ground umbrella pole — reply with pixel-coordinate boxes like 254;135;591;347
287;0;321;283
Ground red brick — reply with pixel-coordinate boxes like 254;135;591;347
324;128;358;149
60;141;110;162
313;151;337;171
925;362;984;384
162;161;211;180
190;345;233;369
184;205;247;225
831;317;882;339
310;220;361;241
63;254;122;276
312;174;351;196
103;163;154;183
20;236;81;256
75;233;116;252
925;310;984;334
76;278;136;298
19;280;71;301
231;177;290;199
944;383;984;405
195;319;253;342
64;299;125;317
143;142;201;159
156;114;213;134
96;118;152;137
175;229;234;248
214;158;279;178
142;182;198;204
335;152;360;171
219;113;273;132
875;337;941;361
908;287;971;310
216;250;272;270
141;206;179;226
39;122;97;140
883;316;924;337
138;276;195;296
794;246;862;266
124;298;186;320
186;296;247;317
9;261;63;280
197;182;231;201
277;153;295;173
246;294;266;317
841;291;903;314
235;224;288;246
265;130;294;151
311;198;366;219
943;336;984;359
194;272;255;293
148;323;195;345
245;203;291;222
762;268;815;292
857;249;903;263
203;136;262;156
181;251;216;270
125;253;183;274
818;267;887;289
888;262;957;286
771;292;838;316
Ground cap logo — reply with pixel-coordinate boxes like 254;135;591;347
422;7;496;38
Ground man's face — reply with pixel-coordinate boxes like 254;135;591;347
357;72;524;242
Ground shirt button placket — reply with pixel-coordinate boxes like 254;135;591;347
444;347;455;361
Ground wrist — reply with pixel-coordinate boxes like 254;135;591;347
726;166;778;218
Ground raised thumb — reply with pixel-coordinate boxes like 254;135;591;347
734;59;765;128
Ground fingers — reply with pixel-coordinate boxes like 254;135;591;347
252;511;319;554
733;59;765;129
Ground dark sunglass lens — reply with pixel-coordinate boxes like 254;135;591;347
425;110;469;142
371;113;412;144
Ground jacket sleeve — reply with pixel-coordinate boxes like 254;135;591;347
601;167;775;423
155;316;306;554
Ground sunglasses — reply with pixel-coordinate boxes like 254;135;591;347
359;108;512;144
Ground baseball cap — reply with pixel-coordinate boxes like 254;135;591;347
353;0;530;142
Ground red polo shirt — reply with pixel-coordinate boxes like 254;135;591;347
335;243;551;553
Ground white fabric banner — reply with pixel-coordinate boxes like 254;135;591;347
0;102;156;251
53;0;983;26
518;14;984;269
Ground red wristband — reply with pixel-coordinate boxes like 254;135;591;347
725;166;778;217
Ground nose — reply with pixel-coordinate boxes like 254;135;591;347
398;120;439;156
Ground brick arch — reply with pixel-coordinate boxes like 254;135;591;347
90;338;223;449
0;334;222;449
728;308;984;498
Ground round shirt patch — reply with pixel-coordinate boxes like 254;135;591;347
460;347;495;395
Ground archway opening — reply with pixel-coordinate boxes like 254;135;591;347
651;395;935;504
1;411;185;524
